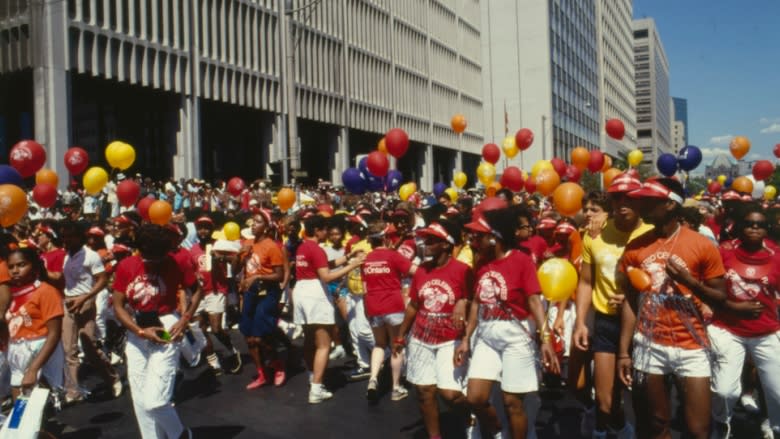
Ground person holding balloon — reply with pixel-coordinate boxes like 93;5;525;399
571;173;651;439
617;178;728;439
457;203;559;439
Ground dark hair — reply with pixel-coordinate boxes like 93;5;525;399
511;205;534;226
585;191;610;213
434;218;463;246
58;220;87;239
303;215;326;237
680;207;704;230
366;219;388;248
496;188;514;201
135;224;173;259
7;247;49;284
0;233;18;261
483;207;519;249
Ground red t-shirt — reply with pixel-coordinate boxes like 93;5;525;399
362;248;413;316
519;236;548;266
169;247;198;289
190;243;229;295
295;240;329;280
713;242;780;337
41;248;66;273
113;255;184;314
409;258;472;344
475;250;540;321
397;239;417;262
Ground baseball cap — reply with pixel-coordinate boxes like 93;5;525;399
537;217;558;230
554;222;576;235
464;216;502;239
87;226;105;237
607;172;642;193
628;178;684;204
416;222;455;244
194;216;214;226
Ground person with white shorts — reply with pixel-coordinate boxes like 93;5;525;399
393;220;472;439
459;204;559;439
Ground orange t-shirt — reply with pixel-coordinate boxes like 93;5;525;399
620;226;725;349
245;238;284;277
0;260;10;284
6;282;64;341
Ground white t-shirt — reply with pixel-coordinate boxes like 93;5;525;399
63;247;106;297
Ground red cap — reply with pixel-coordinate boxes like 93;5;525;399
628;180;683;204
195;216;214;226
464;216;502;239
111;244;131;254
114;215;139;228
607;172;642;193
36;224;57;239
416;222;455;244
537;218;558;230
87;227;105;237
555;222;577;235
721;190;741;201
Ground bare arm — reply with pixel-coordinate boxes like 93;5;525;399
21;316;62;390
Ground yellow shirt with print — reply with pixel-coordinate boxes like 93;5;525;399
347;239;372;295
582;220;653;315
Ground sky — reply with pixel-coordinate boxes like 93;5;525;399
633;0;780;169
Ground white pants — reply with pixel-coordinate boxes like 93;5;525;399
709;325;780;430
126;314;184;439
347;295;374;368
546;300;576;356
95;289;111;340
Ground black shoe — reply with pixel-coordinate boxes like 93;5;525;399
229;348;243;374
366;377;378;401
348;366;371;382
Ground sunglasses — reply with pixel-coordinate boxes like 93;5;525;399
743;220;768;230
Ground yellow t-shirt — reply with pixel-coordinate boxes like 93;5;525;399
347;239;372;294
455;244;474;269
582;220;653;315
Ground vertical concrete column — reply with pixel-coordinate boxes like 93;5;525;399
174;95;201;179
330;126;349;185
419;144;434;193
31;0;70;186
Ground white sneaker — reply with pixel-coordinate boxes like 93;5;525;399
308;384;333;404
329;345;346;360
761;419;774;439
741;393;760;414
391;386;408;401
292;325;304;340
111;378;123;398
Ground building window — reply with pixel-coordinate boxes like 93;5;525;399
633;29;648;39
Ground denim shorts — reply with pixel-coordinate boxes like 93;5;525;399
591;312;621;354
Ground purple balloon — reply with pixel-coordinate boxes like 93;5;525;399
385;170;403;192
656;153;678;177
0;165;24;187
358;157;375;177
677;145;702;172
366;173;384;192
342;167;366;194
433;182;447;198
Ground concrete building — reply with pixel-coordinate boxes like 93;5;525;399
673;96;688;143
596;0;636;158
672;120;686;153
633;18;672;165
481;0;600;170
0;0;484;190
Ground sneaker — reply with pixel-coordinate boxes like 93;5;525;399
229;348;242;374
110;352;123;366
580;407;595;437
391;386;408;401
741;393;760;414
111;378;123;398
613;422;634;439
329;345;346;360
348;366;371;382
274;369;286;387
291;325;304;340
246;370;267;390
761;419;774;439
308;384;333;404
366;378;378;401
64;393;86;405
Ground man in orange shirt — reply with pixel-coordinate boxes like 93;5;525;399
617;178;727;439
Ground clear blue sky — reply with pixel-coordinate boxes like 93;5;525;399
634;0;780;166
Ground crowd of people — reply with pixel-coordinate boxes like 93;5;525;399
2;169;780;439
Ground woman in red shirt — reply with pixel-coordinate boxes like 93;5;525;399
709;204;780;437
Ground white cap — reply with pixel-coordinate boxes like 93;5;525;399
240;228;255;240
213;239;241;253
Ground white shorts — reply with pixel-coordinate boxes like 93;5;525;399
8;337;65;388
197;293;226;315
632;332;710;377
468;319;540;394
406;339;466;391
293;279;335;325
368;312;405;328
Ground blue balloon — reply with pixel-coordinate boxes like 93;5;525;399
385;170;403;192
724;177;733;188
366;173;384;192
342;167;365;194
0;165;24;187
358;157;375;177
677;145;702;172
433;182;447;198
656;153;678;177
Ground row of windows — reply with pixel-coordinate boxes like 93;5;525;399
348;50;390;107
393;20;428;74
0;24;31;73
296;30;344;95
0;0;27;20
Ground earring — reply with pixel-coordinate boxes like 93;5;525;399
488;238;497;246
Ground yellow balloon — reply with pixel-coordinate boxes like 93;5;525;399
537;258;578;302
399;183;415;201
707;178;712;184
477;162;496;186
717;174;727;185
83;167;109;195
445;187;458;203
764;185;777;201
453;171;467;189
223;222;241;241
531;160;554;178
502;136;519;159
106;141;136;170
627;150;644;168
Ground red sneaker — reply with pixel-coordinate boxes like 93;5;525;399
246;369;267;390
274;369;286;387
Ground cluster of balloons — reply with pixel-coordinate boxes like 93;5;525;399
342;128;410;195
654;145;703;177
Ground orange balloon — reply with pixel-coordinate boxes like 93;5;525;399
451;114;467;134
603;168;622;188
0;184;28;227
35;168;59;186
148;200;173;225
601;155;612;173
627;266;652;291
535;169;561;196
729;136;751;160
277;187;296;211
486;181;502;197
378;138;387;154
552;182;585;217
571;147;590;170
732;176;753;195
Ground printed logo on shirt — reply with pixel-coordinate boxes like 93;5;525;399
418;279;456;312
364;262;392;275
398;244;415;261
126;274;167;307
477;271;508;303
197;254;208;272
296;254;309;268
6;307;31;338
641;253;688;294
725;269;768;301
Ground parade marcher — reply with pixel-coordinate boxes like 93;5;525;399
459;205;560;439
617;178;728;439
394;219;472;439
112;224;202;439
35;222;65;289
292;214;364;403
571;177;650;438
709;204;780;438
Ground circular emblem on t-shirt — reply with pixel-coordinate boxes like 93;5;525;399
477;271;508;303
419;279;455;312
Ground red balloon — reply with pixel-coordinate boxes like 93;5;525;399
117;179;141;207
774;144;780;159
136;197;155;222
10;140;47;178
524;175;537;193
499;166;524;192
366;151;389;177
588;150;605;173
565;164;582;183
227;177;246;196
32;183;57;208
550;158;567;177
605;119;625;140
64;147;90;175
515;128;534;151
385;128;409;158
707;181;722;194
482;143;501;164
753;160;775;181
